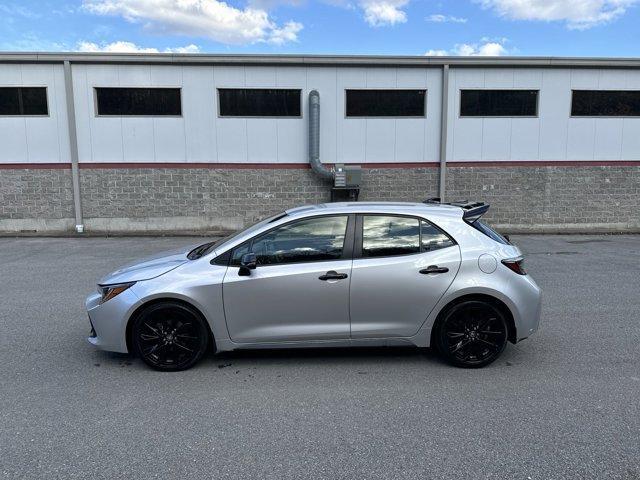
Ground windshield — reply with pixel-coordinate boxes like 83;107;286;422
187;211;288;259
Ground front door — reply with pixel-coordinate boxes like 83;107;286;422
349;215;461;338
222;215;354;344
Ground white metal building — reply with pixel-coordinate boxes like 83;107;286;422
1;53;639;234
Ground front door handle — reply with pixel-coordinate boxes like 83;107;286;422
318;271;348;281
419;265;449;275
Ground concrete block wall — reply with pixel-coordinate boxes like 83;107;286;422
1;164;638;234
0;168;75;232
447;165;640;232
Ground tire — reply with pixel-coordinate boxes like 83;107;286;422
131;301;210;371
435;300;508;368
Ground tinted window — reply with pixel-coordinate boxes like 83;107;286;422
421;221;455;251
95;88;181;116
571;90;640;116
0;87;47;115
232;216;348;266
218;89;301;117
230;241;251;266
346;90;426;117
362;216;420;257
460;90;538;117
472;220;511;245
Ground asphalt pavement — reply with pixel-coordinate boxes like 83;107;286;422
0;234;639;479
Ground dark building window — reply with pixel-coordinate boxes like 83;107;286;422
346;89;426;117
218;89;301;117
95;88;181;116
460;89;538;117
571;90;640;117
0;87;48;115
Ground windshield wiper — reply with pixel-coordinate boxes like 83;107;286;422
187;241;217;260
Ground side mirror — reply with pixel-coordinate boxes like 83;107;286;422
238;253;257;276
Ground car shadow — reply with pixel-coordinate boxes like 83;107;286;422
212;345;443;364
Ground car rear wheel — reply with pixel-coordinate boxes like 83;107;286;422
132;302;209;371
436;300;508;368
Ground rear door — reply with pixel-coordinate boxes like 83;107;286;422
349;215;461;338
222;215;354;343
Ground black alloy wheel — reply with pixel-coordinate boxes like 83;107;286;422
436;300;508;368
132;302;209;371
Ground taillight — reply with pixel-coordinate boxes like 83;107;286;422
501;257;526;275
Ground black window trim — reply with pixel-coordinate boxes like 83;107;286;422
0;86;49;117
218;213;356;268
570;89;640;118
94;86;183;117
353;213;457;260
344;88;427;118
459;88;540;118
217;87;303;119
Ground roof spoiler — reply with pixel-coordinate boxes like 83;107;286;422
423;198;490;224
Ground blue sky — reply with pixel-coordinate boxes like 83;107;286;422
1;0;640;56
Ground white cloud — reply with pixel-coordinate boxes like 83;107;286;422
359;0;409;26
477;0;639;29
424;49;448;56
424;39;508;56
0;4;41;18
168;44;201;53
247;0;303;8
82;0;303;45
456;41;507;56
267;21;303;44
426;13;467;23
0;34;67;52
77;40;201;53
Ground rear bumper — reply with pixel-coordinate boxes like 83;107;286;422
85;289;138;353
512;275;542;341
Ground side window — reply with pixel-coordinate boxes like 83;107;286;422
421;221;455;251
230;241;251;266
362;216;420;258
232;216;348;266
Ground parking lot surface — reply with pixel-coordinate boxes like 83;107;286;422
1;234;639;479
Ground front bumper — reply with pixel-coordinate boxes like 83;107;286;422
85;288;139;353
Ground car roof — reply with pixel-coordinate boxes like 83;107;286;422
285;201;463;218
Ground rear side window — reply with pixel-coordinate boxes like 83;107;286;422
362;216;421;257
231;216;348;266
421;221;455;251
472;220;511;245
360;216;456;258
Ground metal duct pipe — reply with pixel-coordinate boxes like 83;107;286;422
308;90;334;180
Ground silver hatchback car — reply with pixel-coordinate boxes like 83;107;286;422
86;201;541;371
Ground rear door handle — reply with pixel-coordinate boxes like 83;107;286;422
319;271;348;281
419;265;449;275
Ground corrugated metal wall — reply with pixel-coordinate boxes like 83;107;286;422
447;67;640;162
1;63;640;165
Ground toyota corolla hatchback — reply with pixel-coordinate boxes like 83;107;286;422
86;200;541;371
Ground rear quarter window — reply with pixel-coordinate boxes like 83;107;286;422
471;220;511;245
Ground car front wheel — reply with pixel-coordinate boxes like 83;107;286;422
132;301;210;371
436;300;508;368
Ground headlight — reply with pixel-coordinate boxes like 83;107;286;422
98;282;136;304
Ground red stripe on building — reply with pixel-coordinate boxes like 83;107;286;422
0;160;639;170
